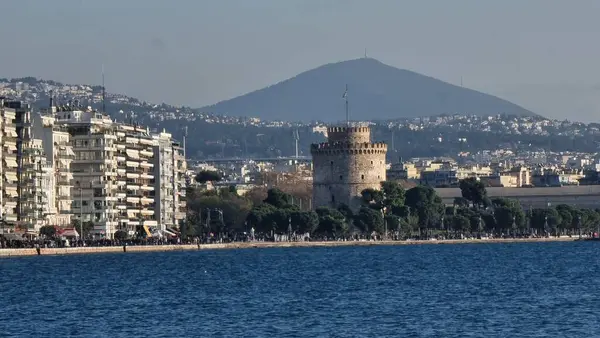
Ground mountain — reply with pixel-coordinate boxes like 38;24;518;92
201;58;537;122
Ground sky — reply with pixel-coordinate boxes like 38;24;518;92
2;0;600;121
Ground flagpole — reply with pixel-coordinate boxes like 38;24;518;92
345;84;349;126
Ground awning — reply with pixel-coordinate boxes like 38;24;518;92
61;229;79;237
5;130;17;138
67;148;75;156
2;233;24;241
5;189;18;197
4;172;18;182
4;159;18;168
126;173;139;179
4;144;17;152
126;149;139;160
163;229;177;237
126;161;139;168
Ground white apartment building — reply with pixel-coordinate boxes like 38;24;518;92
1;99;19;224
31;113;74;227
153;131;187;231
52;105;186;238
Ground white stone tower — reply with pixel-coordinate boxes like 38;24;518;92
311;126;387;210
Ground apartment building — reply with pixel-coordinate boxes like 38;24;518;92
31;112;74;227
1;99;19;224
52;105;186;237
0;99;186;236
153;131;187;231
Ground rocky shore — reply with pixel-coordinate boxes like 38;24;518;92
0;237;583;258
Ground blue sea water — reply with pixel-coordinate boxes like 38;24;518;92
1;242;600;337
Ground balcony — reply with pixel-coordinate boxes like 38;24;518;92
139;150;153;158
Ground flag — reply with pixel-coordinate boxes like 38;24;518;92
342;88;347;99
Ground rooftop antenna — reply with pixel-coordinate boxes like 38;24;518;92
102;64;106;113
343;84;349;126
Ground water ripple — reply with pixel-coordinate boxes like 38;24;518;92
1;242;599;337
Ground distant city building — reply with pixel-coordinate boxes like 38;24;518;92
311;126;387;210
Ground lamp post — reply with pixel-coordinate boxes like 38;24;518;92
0;217;4;248
578;215;582;239
79;186;84;243
512;215;516;238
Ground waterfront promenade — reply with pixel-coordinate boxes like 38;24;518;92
0;237;580;257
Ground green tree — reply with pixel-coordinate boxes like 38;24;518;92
405;185;444;228
315;207;348;237
195;170;222;183
247;203;278;233
263;188;292;208
452;215;471;233
459;177;488;207
39;225;56;238
114;230;128;241
353;206;385;234
290;210;319;234
380;181;405;210
555;204;574;232
453;197;469;208
385;214;402;233
360;188;384;206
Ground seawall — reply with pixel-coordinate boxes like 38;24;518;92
0;237;581;258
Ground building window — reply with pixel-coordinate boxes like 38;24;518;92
330;161;334;166
371;161;374;165
361;174;365;180
331;195;335;203
339;175;343;181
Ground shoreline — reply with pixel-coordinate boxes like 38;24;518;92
0;236;583;258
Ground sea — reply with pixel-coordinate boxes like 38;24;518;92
1;242;600;337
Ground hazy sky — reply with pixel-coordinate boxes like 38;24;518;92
2;0;600;121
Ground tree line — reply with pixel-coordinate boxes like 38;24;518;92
183;176;600;240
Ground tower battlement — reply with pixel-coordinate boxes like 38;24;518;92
326;126;371;143
310;142;387;155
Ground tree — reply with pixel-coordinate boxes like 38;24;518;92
453;197;469;208
555;204;574;232
290;210;319;234
353;206;384;234
385;214;402;233
114;230;128;241
315;207;347;237
360;188;384;206
459;177;487;207
263;188;292;208
246;203;278;233
39;225;56;238
452;215;471;233
195;170;222;183
405;186;444;228
380;181;405;209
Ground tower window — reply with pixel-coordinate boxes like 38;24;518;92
339;175;343;181
330;161;334;165
371;161;374;165
331;195;335;203
361;174;365;180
